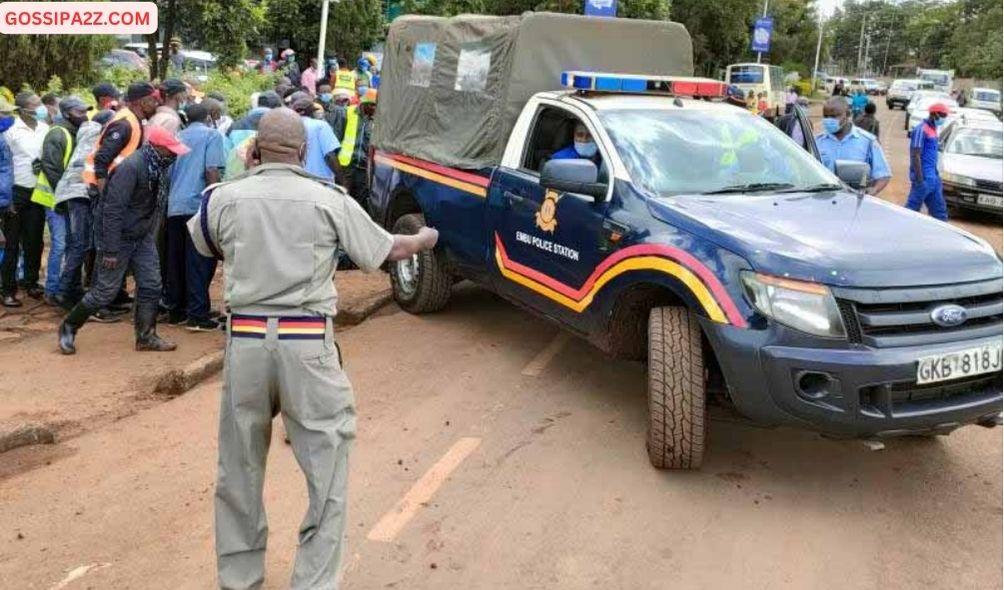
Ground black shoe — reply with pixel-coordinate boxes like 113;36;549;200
43;293;60;307
167;312;188;326
135;303;177;352
185;318;220;332
208;310;223;320
58;321;78;355
25;285;44;300
1;294;22;308
51;293;78;312
91;308;123;324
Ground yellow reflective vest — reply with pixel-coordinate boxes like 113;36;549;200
338;106;360;167
30;126;73;209
334;69;357;91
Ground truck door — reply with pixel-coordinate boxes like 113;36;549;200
774;105;821;161
486;105;612;331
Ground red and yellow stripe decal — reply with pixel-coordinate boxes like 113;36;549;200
494;234;747;327
374;151;490;198
230;316;329;340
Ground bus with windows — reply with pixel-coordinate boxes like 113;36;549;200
725;62;785;116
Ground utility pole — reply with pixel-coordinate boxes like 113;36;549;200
856;14;868;75
756;0;769;64
882;32;892;76
864;31;872;75
317;0;332;74
811;16;824;95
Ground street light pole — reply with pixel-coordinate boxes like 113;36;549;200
317;0;332;74
756;0;769;64
856;14;868;75
811;16;824;96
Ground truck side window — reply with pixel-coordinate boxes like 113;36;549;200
522;107;608;184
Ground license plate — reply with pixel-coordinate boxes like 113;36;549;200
977;194;1003;208
917;343;1003;385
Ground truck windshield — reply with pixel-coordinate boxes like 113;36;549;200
599;108;837;196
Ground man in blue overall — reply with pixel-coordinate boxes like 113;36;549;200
906;102;950;221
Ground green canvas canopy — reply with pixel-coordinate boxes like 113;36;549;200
373;12;694;169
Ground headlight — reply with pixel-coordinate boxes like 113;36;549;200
942;172;976;187
741;272;846;338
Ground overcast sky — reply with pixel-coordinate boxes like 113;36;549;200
818;0;843;18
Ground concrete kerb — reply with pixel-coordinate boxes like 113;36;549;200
0;287;394;455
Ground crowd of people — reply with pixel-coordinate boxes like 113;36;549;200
0;49;382;352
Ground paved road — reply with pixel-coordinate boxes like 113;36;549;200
2;286;1000;589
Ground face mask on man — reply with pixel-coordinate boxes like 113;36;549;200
319;93;333;103
574;141;598;158
821;117;843;135
34;105;48;121
357;85;369;97
934;116;946;127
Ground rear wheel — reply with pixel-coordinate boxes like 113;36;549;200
646;307;706;470
389;213;452;313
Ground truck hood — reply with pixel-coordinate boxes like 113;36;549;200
650;191;1002;287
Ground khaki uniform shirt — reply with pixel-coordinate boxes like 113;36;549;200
187;163;393;317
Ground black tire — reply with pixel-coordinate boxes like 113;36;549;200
389;213;452;313
646;307;706;470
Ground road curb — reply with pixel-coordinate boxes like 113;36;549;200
154;349;226;397
0;422;57;454
335;288;393;327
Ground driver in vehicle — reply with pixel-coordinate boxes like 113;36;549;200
551;122;603;165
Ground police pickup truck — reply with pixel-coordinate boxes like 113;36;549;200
368;16;1002;469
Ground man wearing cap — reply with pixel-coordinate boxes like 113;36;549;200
58;126;189;354
92;83;121;112
290;92;340;181
3;92;50;306
815;96;891;196
280;49;301;88
332;88;378;208
53;110;115;311
906;102;950;221
36;96;93;305
86;81;160;195
188;107;438;590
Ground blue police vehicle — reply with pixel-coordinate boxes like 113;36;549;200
368;16;1004;470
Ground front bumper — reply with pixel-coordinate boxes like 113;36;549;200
943;181;1003;215
702;319;1003;437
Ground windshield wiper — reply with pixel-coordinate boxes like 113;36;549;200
702;182;795;195
776;183;844;193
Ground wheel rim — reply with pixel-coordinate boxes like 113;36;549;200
396;253;419;298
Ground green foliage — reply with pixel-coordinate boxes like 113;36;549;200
176;0;267;69
201;70;280;118
403;0;667;19
0;34;116;91
826;0;1002;79
264;0;384;62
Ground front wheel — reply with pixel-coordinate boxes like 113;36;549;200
389;213;452;314
646;307;706;470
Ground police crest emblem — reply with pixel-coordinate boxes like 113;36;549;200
535;189;561;233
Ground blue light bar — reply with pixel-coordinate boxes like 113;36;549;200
559;71;726;98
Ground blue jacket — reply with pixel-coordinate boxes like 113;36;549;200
0;130;13;209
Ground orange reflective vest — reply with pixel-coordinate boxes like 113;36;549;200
82;108;142;185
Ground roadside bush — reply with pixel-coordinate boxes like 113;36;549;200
201;70;280;118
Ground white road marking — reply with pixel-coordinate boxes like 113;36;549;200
50;563;111;590
367;437;482;543
521;332;571;377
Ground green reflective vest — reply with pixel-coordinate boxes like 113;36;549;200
338;106;359;167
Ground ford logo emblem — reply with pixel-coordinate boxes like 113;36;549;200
930;304;968;328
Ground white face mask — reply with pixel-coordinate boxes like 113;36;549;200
574;140;597;158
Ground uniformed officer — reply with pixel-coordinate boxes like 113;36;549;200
815;96;892;196
188;107;438;590
906;102;950;221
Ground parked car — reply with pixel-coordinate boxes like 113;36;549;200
939;118;1003;215
850;78;883;95
905;91;958;133
100;49;147;72
966;87;1002;118
956;107;999;124
122;42;161;58
887;79;932;110
177;50;218;83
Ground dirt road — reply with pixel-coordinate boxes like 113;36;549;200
2;286;1000;590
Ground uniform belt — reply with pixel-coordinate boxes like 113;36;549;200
230;314;328;340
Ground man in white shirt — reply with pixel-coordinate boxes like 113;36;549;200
2;92;50;305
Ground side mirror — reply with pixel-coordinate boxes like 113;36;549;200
541;159;606;200
834;160;870;191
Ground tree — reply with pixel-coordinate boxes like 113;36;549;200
0;35;115;91
264;0;383;62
